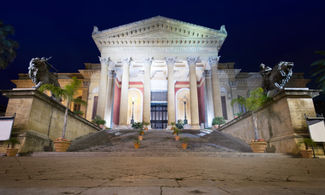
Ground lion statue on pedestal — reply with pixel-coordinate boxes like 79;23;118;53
260;61;294;97
28;57;60;89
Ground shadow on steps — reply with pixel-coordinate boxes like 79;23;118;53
202;130;252;152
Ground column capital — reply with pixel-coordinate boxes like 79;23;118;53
121;57;132;66
187;57;200;66
208;56;221;66
144;57;153;65
99;56;110;66
165;57;177;66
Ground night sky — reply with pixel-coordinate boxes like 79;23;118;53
0;0;325;106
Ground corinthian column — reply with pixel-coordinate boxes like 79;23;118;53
119;58;131;126
187;57;200;129
97;57;109;118
209;56;223;117
104;62;116;128
143;58;152;125
204;70;214;127
166;57;176;126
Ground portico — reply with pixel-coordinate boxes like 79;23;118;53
92;16;227;129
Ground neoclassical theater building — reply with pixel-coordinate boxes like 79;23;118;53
12;16;308;129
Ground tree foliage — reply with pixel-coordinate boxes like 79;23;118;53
231;87;269;112
0;20;19;69
39;77;86;138
311;51;325;92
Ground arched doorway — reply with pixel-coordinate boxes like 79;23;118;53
127;88;143;125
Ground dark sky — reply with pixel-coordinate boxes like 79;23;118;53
0;0;325;105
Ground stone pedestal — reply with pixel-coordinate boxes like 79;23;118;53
219;88;321;154
0;89;100;153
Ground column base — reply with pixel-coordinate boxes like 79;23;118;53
115;125;131;129
190;124;201;130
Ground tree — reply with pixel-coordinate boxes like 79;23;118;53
231;87;270;140
39;77;86;139
0;20;19;69
311;51;325;92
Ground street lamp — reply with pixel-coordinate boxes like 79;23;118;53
183;97;188;125
131;96;135;124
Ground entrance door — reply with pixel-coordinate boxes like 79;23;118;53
151;103;168;129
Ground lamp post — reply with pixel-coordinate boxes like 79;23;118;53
131;97;135;124
183;98;188;125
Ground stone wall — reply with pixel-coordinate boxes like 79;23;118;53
219;89;321;154
0;88;100;153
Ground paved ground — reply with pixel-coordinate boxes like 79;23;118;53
1;129;324;194
0;154;325;194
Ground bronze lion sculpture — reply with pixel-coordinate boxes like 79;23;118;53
28;57;60;89
260;61;294;97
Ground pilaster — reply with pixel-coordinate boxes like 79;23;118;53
166;57;176;126
143;58;152;125
119;58;131;126
209;56;223;118
187;57;200;129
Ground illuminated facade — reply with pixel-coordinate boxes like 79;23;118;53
12;16;309;129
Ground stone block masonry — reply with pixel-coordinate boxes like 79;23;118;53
0;88;100;153
219;89;321;155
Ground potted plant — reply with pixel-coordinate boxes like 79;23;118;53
132;122;143;130
231;88;270;153
92;115;106;129
143;122;150;131
171;122;176;131
4;137;20;157
39;77;87;152
176;120;184;130
298;138;316;158
134;139;140;149
249;138;267;153
174;127;180;141
181;137;189;149
138;129;144;140
73;110;84;117
234;113;242;118
212;116;225;129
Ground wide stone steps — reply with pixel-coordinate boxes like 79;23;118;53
31;151;291;158
68;129;253;154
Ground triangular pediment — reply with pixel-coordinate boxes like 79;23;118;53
92;16;227;40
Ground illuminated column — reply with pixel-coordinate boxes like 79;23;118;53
97;57;108;118
204;70;214;127
104;61;116;128
119;58;131;126
143;58;152;125
166;57;176;126
210;56;223;117
187;57;200;129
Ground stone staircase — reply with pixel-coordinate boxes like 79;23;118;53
67;129;252;154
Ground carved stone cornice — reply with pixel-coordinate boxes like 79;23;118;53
92;16;227;51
